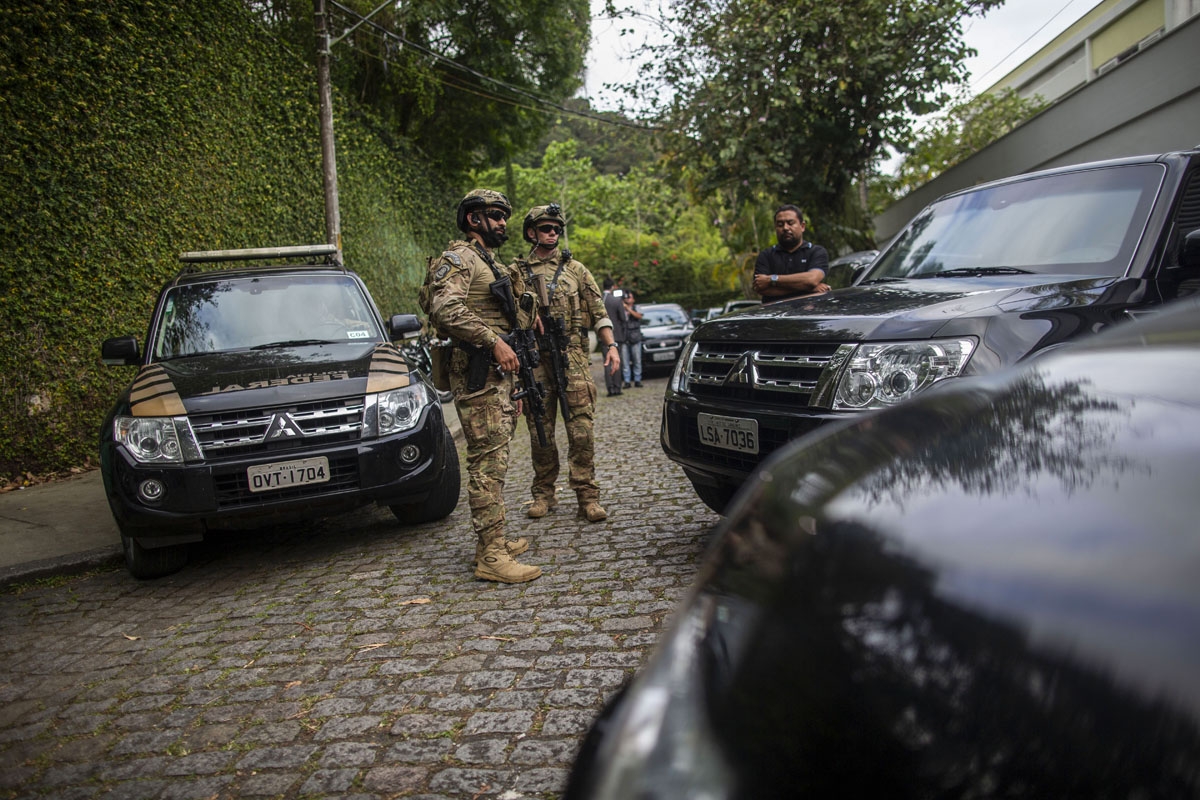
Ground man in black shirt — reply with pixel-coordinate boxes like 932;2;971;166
752;205;830;303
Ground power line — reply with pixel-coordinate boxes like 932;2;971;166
327;1;660;132
967;0;1083;91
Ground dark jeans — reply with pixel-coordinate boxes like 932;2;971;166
621;341;642;383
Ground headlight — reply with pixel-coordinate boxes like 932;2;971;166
114;416;195;464
373;383;431;436
833;338;976;410
670;341;698;392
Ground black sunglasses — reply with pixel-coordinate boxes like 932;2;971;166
537;224;563;235
483;208;509;222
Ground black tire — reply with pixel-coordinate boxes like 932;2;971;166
121;532;188;580
390;427;461;524
692;481;737;515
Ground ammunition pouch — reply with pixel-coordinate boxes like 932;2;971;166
489;275;518;327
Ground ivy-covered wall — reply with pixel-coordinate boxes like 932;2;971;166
0;1;456;479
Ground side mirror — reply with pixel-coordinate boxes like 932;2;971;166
389;314;423;340
101;336;140;366
1180;229;1200;270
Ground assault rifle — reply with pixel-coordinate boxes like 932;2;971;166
530;274;572;422
478;244;549;447
503;324;549;448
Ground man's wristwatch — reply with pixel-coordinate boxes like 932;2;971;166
770;274;779;285
605;342;619;350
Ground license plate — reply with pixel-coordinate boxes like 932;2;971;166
697;413;758;454
247;456;330;493
652;350;676;361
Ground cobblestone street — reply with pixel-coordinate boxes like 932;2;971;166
0;373;719;799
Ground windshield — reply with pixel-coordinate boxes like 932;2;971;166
642;306;689;327
152;274;382;359
866;164;1163;281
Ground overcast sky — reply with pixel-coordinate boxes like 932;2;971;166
583;0;1098;112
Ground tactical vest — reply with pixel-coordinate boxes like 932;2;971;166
521;255;585;335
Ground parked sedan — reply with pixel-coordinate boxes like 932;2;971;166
567;296;1200;798
637;303;693;375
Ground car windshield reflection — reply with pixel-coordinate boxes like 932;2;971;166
153;274;381;359
642;307;689;327
866;163;1164;280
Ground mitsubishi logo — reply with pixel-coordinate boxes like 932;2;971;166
265;413;305;440
724;352;758;387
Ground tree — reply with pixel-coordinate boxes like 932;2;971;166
473;138;740;306
246;0;591;175
869;88;1050;214
626;0;1003;253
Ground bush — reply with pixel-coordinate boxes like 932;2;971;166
0;0;453;477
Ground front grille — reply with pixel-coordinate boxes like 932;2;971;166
644;338;683;352
212;453;360;509
684;340;845;407
191;396;364;458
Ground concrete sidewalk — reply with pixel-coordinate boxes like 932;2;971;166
0;401;463;587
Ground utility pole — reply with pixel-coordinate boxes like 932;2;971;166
315;0;342;264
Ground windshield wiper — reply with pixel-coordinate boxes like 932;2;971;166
858;277;907;285
158;351;213;361
921;267;1033;278
251;339;339;350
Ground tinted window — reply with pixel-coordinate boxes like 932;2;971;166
152;274;381;359
867;164;1164;280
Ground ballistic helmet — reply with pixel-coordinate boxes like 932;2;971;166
523;203;567;243
456;189;512;233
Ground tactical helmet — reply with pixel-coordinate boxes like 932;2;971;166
523;203;567;243
456;189;512;233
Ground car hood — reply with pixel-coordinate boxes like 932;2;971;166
120;342;413;416
693;274;1118;342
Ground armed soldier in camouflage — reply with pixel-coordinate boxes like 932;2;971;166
424;189;541;583
515;204;620;523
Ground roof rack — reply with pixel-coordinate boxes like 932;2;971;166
178;244;341;265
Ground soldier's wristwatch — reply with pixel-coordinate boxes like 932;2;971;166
770;274;779;285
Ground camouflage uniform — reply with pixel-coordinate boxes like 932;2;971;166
516;247;613;516
426;239;528;566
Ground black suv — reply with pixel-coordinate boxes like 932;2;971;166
663;148;1200;512
100;245;460;578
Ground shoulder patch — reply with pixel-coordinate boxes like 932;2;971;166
434;263;452;280
442;251;462;267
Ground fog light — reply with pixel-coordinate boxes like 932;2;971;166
400;445;420;464
138;479;165;504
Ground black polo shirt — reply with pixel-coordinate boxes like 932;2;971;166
753;241;830;300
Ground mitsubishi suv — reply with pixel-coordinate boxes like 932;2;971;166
100;245;460;578
663;148;1200;513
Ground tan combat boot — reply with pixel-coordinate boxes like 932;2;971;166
472;537;529;567
577;492;607;523
526;496;557;518
475;541;542;583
